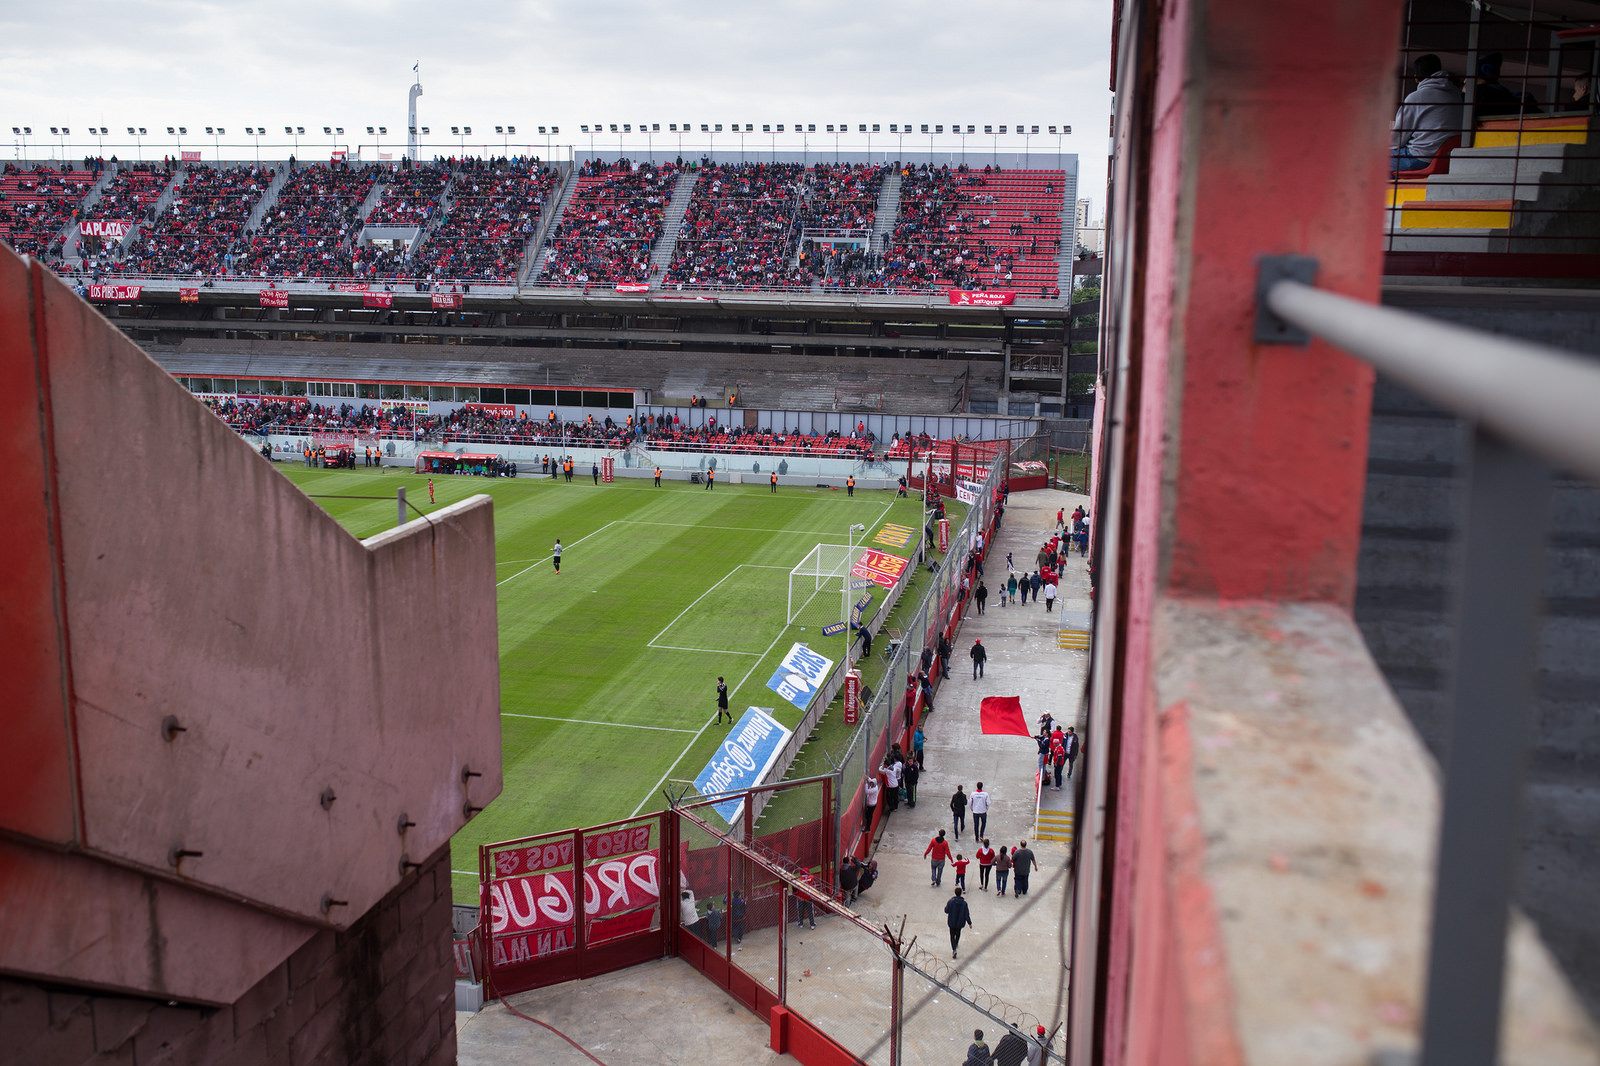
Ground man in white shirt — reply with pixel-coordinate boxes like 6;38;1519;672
883;759;902;813
863;776;881;825
970;782;990;839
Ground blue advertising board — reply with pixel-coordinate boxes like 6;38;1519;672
765;642;836;710
692;707;793;824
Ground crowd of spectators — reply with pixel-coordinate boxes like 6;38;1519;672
364;160;449;226
797;163;886;234
387;157;559;283
234;160;378;278
204;396;881;459
878;164;1012;291
103;165;275;275
0;162;98;258
541;158;680;286
663;162;803;289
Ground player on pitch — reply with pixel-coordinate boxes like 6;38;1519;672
427;478;435;504
715;676;731;724
552;539;562;574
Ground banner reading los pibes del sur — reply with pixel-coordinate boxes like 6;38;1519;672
692;707;793;824
765;644;835;711
851;548;910;590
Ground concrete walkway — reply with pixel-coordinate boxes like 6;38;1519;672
851;486;1090;1037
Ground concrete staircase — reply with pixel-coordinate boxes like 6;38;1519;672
356;172;386;224
526;163;582;284
57;166;116;263
647;171;699;284
869;169;902;256
515;162;572;287
245;165;292;232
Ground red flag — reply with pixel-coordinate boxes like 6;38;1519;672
979;696;1030;737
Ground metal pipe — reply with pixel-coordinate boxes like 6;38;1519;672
1264;279;1600;485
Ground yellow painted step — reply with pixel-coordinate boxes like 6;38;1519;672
1038;811;1075;821
1386;184;1429;207
1057;631;1091;650
1400;199;1512;229
1035;830;1075;843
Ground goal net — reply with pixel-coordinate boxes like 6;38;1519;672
787;543;858;629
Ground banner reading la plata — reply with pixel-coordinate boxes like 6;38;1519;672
851;548;910;590
766;643;835;710
692;707;793;824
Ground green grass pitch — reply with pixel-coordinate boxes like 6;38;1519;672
276;466;934;902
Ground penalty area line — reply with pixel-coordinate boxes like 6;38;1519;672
501;711;697;734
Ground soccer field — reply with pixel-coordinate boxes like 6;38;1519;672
277;466;929;902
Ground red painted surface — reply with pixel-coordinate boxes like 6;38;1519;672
771;1004;860;1066
1083;0;1400;1060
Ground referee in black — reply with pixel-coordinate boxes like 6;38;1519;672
715;676;732;724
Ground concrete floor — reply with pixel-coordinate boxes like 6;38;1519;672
454;487;1092;1064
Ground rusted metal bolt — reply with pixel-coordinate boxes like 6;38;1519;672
463;802;485;818
399;857;423;875
462;767;483;784
161;716;187;742
168;847;203;867
320;894;348;914
397;814;416;835
320;787;337;810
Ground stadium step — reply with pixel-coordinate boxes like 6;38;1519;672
1034;811;1075;843
1472;116;1591;149
527;163;583;284
518;160;574;286
648;172;699;284
1057;629;1090;650
1398;198;1513;230
870;170;902;256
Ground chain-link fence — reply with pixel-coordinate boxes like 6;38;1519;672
897;949;1066;1065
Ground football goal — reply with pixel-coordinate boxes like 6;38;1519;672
787;543;859;629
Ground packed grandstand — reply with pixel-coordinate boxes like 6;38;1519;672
2;152;1074;297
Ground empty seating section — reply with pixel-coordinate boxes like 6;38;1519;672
396;160;559;282
0;163;97;258
542;159;679;286
236;162;378;279
882;165;1065;296
111;165;275;276
664;163;804;289
365;164;449;226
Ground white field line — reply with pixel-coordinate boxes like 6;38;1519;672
650;644;761;656
495;520;618;587
628;566;839;818
647;565;747;648
501;711;696;734
620;518;879;536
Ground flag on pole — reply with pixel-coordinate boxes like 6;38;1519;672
979;696;1030;736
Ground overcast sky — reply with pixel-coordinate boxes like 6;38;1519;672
0;0;1111;215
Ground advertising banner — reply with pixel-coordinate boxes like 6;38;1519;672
431;291;463;309
486;849;660;966
86;283;141;301
692;707;793;824
850;548;910;590
872;522;913;548
843;670;861;726
955;478;982;506
78;219;132;240
259;289;289;308
179;287;199;303
464;403;516;418
181;150;201;162
601;456;615;483
938;518;950;553
614;282;650;293
362;291;394;309
946;289;1017;307
765;643;835;710
334;282;370;292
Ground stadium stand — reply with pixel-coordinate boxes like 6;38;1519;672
380;158;560;283
364;161;449;226
109;165;275;276
235;161;378;278
881;164;1065;296
0;162;98;258
540;158;680;286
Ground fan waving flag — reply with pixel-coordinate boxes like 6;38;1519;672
979;696;1031;737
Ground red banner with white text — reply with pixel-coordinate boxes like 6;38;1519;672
259;289;289;308
179;288;199;303
87;284;142;301
614;282;650;293
333;282;370;292
431;292;463;309
486;850;661;967
362;291;394;309
851;548;911;590
947;289;1017;307
79;219;133;240
181;150;201;162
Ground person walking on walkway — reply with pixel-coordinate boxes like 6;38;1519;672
1064;727;1080;778
924;828;952;886
1052;737;1067;790
970;638;987;680
970;782;990;838
1012;841;1039;898
1008;571;1019;607
945;887;973;959
950;784;968;840
1018;571;1030;605
1043;578;1057;612
1036;729;1051;776
1030;570;1043;604
965;1030;991;1066
976;839;996;891
976;581;988;614
995;845;1012;896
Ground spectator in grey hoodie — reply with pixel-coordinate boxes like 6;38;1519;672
1391;54;1466;173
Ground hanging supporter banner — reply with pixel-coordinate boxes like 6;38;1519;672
843;670;861;726
380;398;428;412
465;402;516;418
766;644;835;710
334;282;370;292
362;291;394;309
955;478;983;506
179;288;200;303
86;284;142;301
486;849;661;965
330;149;348;163
79;219;132;240
181;150;201;162
947;289;1017;307
259;289;289;308
614;282;650;293
692;707;793;824
431;291;463;309
851;548;910;590
938;518;950;553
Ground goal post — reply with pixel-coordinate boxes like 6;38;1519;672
787;543;858;629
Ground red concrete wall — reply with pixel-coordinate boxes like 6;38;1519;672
1080;0;1403;1060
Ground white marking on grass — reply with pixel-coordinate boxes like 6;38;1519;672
452;868;477;877
650;644;761;656
628;571;836;818
495;520;619;587
501;711;696;734
647;564;746;648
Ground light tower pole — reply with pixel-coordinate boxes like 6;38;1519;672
407;64;424;162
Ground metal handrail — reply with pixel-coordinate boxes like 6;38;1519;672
1263;277;1600;485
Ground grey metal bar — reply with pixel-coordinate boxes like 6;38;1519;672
1417;430;1551;1066
1263;278;1600;486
